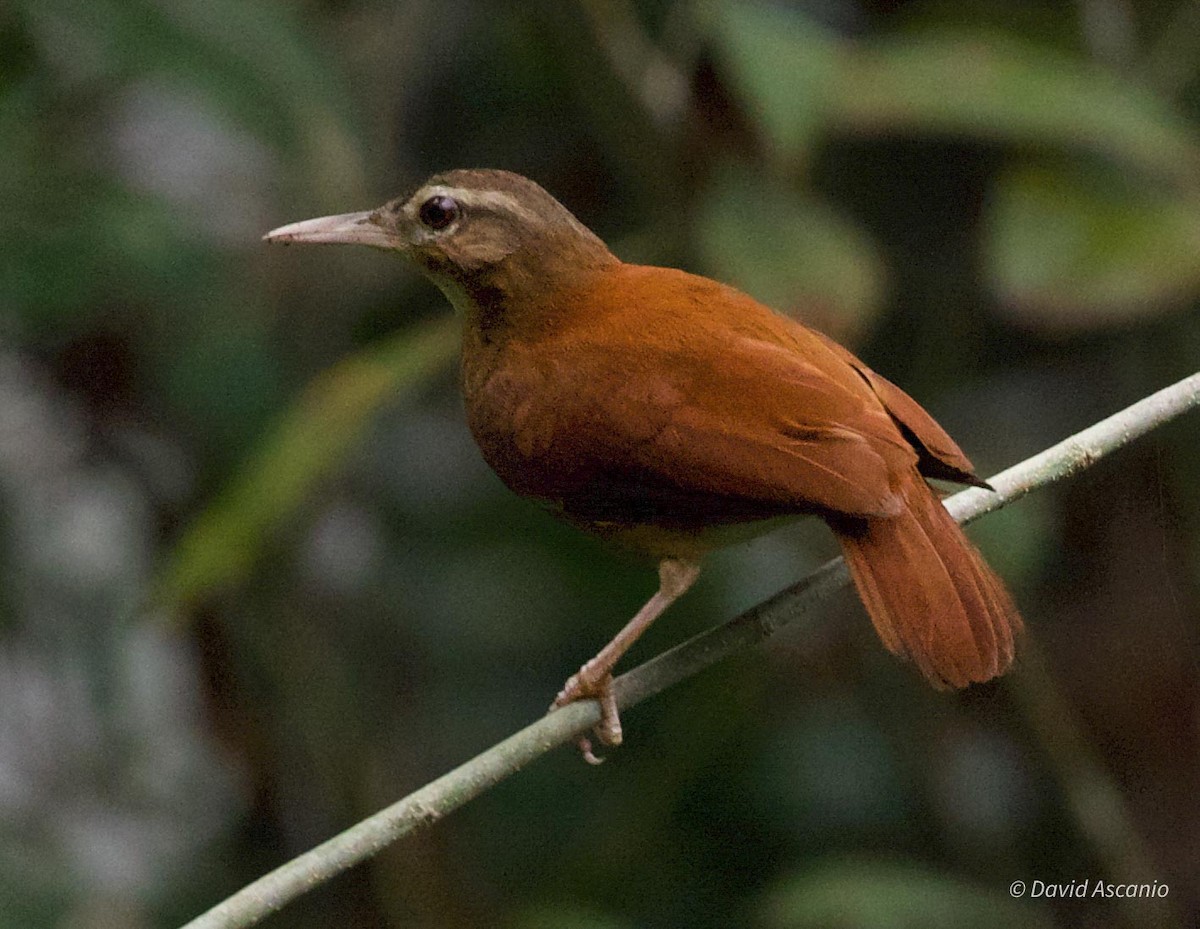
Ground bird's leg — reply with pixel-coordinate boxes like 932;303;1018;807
552;558;701;762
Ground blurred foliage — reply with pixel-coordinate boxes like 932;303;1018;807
696;162;885;338
157;316;458;609
986;162;1200;327
758;859;1057;928
2;1;1199;928
710;3;1200;177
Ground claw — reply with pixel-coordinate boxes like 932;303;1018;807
549;672;623;762
579;736;605;765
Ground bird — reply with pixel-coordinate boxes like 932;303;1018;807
265;168;1021;762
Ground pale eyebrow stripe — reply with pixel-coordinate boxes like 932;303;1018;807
407;183;603;246
411;185;540;225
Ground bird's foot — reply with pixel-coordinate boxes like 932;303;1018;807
550;665;621;765
545;559;702;763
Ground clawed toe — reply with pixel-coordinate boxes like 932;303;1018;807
543;559;701;764
548;671;623;762
578;736;605;765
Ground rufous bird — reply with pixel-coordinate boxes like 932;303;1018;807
266;169;1021;762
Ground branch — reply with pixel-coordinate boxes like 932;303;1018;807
181;371;1200;929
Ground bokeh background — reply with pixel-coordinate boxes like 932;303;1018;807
3;1;1199;927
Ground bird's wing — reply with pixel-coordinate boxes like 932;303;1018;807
541;331;917;524
806;328;982;485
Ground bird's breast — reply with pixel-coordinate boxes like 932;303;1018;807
460;340;574;503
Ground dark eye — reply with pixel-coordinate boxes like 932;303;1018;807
418;195;460;230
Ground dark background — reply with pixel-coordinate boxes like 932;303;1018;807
2;1;1198;927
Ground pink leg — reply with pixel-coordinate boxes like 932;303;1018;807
552;558;701;762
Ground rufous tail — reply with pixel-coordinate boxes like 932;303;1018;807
832;477;1021;688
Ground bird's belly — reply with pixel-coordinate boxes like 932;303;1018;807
583;513;798;561
475;429;806;558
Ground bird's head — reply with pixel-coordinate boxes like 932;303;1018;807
264;169;615;313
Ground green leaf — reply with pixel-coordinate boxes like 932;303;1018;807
707;5;1200;181
833;31;1200;183
759;860;1055;929
695;164;883;339
705;1;841;159
985;164;1200;330
155;317;459;611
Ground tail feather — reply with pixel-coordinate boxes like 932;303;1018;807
833;477;1021;688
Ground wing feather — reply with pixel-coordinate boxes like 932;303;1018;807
543;333;915;524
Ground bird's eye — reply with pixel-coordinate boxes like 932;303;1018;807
418;195;460;230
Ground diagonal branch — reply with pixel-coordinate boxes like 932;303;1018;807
181;371;1200;929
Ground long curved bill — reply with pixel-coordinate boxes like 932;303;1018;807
263;211;395;249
